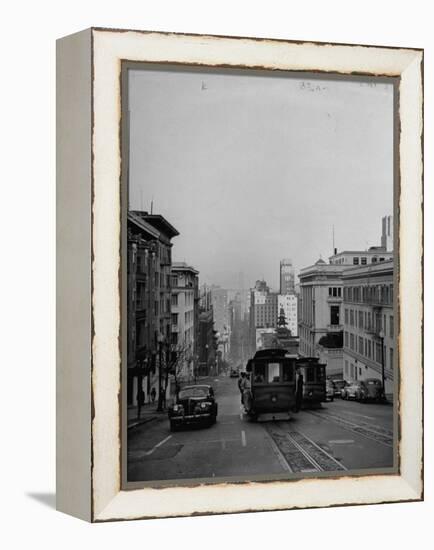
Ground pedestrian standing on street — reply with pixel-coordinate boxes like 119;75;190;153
240;372;251;411
295;367;303;413
238;372;244;404
150;387;156;404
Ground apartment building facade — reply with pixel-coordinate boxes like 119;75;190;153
171;262;199;381
342;260;394;395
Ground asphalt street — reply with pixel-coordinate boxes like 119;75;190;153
127;374;395;482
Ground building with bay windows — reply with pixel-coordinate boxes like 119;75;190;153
127;211;179;406
170;262;199;382
341;259;394;396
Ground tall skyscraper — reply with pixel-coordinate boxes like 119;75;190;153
280;258;295;295
381;215;393;251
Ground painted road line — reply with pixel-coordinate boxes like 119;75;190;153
329;440;355;445
306;410;393;447
317;410;393;436
144;435;172;456
241;430;247;447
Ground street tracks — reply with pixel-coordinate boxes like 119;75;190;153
306;409;394;447
266;423;347;473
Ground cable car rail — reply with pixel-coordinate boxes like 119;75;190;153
265;423;347;473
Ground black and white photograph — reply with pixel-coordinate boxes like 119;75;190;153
124;65;397;484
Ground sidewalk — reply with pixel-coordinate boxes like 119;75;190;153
127;402;168;430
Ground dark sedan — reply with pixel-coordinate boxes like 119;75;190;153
361;378;385;402
168;385;218;431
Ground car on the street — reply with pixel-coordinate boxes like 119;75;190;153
361;378;385;402
168;384;218;431
341;379;385;403
333;379;349;397
341;381;365;401
325;380;335;401
230;368;239;378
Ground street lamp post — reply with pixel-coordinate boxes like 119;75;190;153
379;329;386;402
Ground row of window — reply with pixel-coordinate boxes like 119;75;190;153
328;287;342;297
344;284;393;305
131;243;172;272
171;290;194;307
171;309;194;326
344;308;394;337
333;256;388;266
344;332;394;369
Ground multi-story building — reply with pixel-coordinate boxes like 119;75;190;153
298;259;344;376
170;262;199;382
329;247;393;267
127;211;179;406
381;215;393;251
199;283;212;311
250;280;278;329
210;286;229;335
210;285;231;361
249;280;279;352
280;258;295;294
342;260;394;395
198;308;217;376
277;294;298;336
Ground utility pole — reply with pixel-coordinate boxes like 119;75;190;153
157;340;164;411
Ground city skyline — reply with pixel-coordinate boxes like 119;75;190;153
129;67;393;291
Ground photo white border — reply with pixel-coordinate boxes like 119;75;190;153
91;28;423;522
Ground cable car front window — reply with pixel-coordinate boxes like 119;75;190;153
267;362;281;383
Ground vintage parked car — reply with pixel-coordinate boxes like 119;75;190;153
341;381;365;401
334;379;349;397
168;384;218;431
230;368;239;378
325;380;335;402
341;379;385;402
361;378;385;402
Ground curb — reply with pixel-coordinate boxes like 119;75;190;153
127;415;160;430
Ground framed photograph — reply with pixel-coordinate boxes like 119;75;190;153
56;28;423;522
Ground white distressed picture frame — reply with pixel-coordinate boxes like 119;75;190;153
56;28;423;522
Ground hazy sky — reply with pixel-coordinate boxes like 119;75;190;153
129;67;394;291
